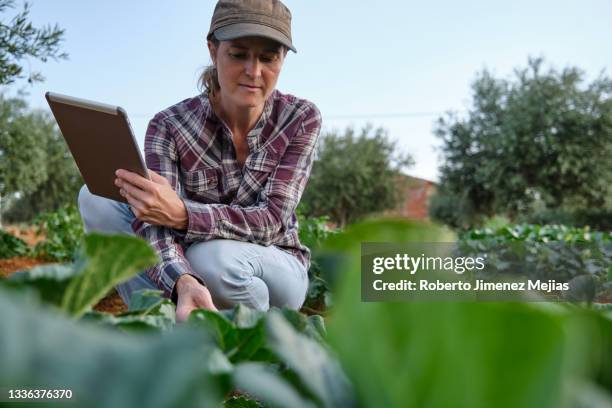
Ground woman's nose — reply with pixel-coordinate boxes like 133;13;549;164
244;57;262;78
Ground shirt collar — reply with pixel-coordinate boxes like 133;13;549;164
248;89;276;138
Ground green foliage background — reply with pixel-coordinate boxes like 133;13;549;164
0;0;73;223
300;124;414;228
0;94;83;222
431;57;612;229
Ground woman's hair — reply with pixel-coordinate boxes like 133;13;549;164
198;35;221;96
198;34;289;96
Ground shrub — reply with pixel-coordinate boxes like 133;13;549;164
298;212;337;313
0;229;29;259
32;205;84;261
458;224;612;301
521;208;612;232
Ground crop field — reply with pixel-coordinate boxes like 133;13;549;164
0;211;611;407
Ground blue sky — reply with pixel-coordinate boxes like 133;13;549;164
8;0;612;181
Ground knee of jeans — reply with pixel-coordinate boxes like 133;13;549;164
78;184;132;234
186;240;252;289
77;184;88;206
78;185;93;227
78;184;106;231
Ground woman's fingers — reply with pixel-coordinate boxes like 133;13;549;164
122;189;148;215
147;169;169;185
175;288;218;323
119;181;150;204
175;301;195;323
201;299;218;312
196;288;219;311
116;169;153;191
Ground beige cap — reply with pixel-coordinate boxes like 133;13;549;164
207;0;297;53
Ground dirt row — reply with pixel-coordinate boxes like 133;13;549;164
3;225;46;247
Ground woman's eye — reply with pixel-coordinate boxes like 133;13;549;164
228;51;279;63
260;54;279;63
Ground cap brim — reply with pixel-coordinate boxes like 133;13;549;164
213;23;297;53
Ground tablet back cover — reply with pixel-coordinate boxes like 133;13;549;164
45;93;148;203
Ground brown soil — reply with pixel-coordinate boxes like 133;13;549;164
3;225;46;247
0;257;49;277
93;289;128;314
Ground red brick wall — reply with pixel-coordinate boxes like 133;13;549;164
385;175;437;220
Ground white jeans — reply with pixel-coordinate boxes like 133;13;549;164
77;185;309;311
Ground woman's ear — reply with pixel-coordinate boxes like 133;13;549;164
207;40;217;65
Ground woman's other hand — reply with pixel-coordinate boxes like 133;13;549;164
175;274;218;322
115;169;188;230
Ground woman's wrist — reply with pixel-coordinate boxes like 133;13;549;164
176;274;200;292
173;274;202;305
172;198;188;230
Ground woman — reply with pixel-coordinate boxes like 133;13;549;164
77;0;321;322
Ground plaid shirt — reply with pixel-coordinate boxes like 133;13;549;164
131;89;322;297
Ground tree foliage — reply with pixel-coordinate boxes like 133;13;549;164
0;94;83;222
0;0;67;85
0;1;70;223
300;124;414;227
431;57;612;228
0;94;46;195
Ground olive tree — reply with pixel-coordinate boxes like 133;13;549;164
300;124;414;228
431;57;612;228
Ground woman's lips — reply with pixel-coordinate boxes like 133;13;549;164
240;84;260;91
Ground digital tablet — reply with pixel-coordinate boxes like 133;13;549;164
45;92;150;203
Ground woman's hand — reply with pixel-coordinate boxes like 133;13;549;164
175;274;218;322
115;169;188;230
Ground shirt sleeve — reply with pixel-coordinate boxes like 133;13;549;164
179;104;322;246
131;113;200;299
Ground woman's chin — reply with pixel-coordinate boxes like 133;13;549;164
236;97;264;109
